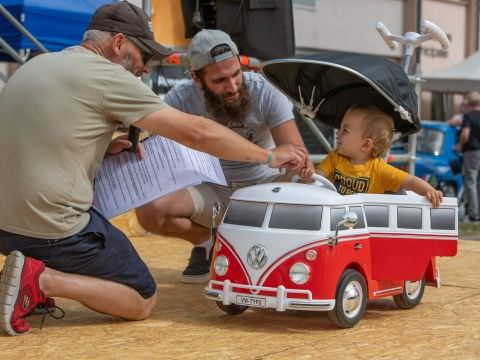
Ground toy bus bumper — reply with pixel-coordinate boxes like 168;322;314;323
205;280;335;312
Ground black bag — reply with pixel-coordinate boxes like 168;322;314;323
181;0;295;60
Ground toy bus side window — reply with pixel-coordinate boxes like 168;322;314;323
269;204;323;231
330;207;347;231
223;200;267;227
397;206;422;229
364;205;389;227
430;208;455;230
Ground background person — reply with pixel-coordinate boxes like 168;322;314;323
458;92;480;221
447;92;478;127
136;29;314;283
0;2;307;336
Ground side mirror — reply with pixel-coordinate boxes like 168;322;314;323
342;212;358;229
328;211;358;246
211;201;222;239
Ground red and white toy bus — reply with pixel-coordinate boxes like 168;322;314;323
205;176;458;327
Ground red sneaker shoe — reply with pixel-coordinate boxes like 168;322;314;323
0;251;46;335
28;297;57;316
27;297;65;330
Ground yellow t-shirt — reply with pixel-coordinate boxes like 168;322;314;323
0;46;167;239
316;150;408;195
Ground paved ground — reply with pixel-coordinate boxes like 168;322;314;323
0;214;479;359
459;222;480;241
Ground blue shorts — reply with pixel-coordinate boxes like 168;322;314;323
0;208;156;299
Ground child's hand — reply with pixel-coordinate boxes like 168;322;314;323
402;175;444;208
299;167;315;183
425;189;443;208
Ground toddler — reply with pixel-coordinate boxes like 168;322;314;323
302;105;443;207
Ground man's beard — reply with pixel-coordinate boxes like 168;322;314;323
201;78;251;125
120;51;137;76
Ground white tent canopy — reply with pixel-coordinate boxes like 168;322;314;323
422;51;480;93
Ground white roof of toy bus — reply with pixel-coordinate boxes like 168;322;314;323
230;183;457;207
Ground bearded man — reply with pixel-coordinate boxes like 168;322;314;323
136;30;313;283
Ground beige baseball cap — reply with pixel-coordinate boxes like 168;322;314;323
187;29;239;71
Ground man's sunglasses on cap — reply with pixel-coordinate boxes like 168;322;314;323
126;36;153;65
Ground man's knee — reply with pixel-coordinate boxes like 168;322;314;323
129;290;158;320
136;190;196;233
136;199;168;232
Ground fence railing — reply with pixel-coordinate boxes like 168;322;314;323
0;4;48;82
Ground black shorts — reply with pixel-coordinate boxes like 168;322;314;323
0;208;156;298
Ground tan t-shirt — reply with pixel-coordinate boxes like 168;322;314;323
0;46;166;239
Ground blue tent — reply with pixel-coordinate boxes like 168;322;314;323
0;0;116;58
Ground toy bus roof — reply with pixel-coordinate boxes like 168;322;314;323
230;183;457;207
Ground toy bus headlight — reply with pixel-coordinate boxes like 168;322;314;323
214;255;229;276
289;263;310;284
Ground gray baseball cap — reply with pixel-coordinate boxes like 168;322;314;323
188;30;239;71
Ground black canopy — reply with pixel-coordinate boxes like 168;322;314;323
261;51;420;136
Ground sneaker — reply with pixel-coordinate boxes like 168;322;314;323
181;247;210;284
27;297;65;330
0;270;60;319
0;251;46;335
28;297;56;316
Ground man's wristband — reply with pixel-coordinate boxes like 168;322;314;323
265;150;274;166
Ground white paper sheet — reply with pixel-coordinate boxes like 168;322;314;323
93;135;227;219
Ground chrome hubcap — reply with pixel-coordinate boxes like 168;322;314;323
342;280;363;318
405;280;422;300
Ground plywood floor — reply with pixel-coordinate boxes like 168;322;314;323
0;213;479;359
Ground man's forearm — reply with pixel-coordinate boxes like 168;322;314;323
134;107;270;163
193;117;270;163
459;128;470;145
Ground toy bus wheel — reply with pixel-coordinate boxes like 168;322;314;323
393;278;426;309
216;301;248;315
327;269;367;328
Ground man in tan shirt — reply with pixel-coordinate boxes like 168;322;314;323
0;2;307;336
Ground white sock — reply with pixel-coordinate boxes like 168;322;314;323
195;239;213;259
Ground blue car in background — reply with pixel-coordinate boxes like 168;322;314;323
391;120;463;198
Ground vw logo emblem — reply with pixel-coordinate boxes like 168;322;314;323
247;245;268;269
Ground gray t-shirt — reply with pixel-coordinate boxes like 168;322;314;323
165;71;294;183
0;46;166;238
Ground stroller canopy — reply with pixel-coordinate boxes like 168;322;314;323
262;51;420;136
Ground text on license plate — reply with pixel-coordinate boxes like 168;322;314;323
236;295;266;307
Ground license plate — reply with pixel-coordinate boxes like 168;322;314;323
236;295;266;307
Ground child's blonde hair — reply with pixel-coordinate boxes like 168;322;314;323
346;105;395;158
